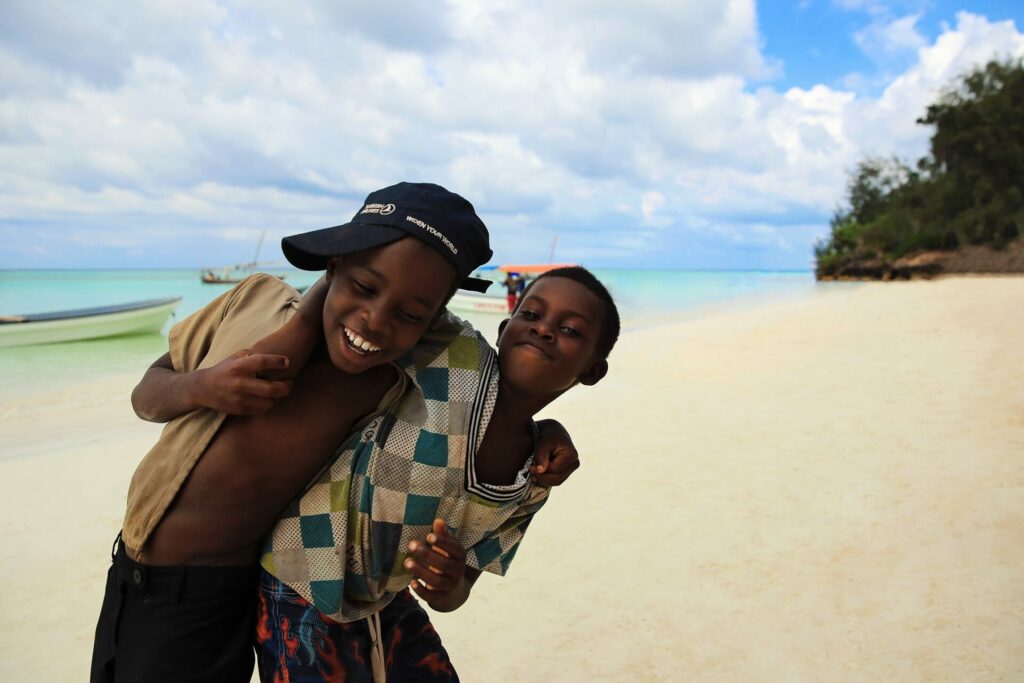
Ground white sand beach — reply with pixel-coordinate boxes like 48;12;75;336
1;276;1022;682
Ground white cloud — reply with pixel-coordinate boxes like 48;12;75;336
854;13;927;61
844;12;1024;159
640;191;670;228
0;4;1022;269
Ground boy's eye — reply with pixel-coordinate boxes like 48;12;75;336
560;326;580;337
399;310;425;324
352;279;374;295
519;309;539;320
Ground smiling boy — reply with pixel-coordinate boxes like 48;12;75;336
256;265;621;682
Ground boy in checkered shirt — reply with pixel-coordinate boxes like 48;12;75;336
256;264;620;683
90;183;583;683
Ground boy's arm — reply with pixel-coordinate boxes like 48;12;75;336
405;519;482;613
245;276;328;381
402;422;573;611
408;476;549;611
130;350;293;422
131;277;329;422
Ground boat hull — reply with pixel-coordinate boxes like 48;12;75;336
447;291;508;315
0;298;182;348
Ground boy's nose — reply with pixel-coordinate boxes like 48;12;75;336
360;303;387;335
530;320;554;341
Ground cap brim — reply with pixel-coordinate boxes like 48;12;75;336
284;220;492;292
460;277;492;293
282;223;407;271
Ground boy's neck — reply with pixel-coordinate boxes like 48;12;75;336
494;375;559;424
472;383;551;487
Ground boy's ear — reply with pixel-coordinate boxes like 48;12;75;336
325;256;340;282
497;318;510;339
577;359;608;386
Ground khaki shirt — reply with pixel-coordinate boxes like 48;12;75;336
122;274;302;551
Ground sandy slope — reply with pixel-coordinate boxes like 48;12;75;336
1;277;1021;682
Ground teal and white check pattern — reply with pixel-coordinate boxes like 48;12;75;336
260;311;548;623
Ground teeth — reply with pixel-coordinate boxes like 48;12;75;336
344;327;381;354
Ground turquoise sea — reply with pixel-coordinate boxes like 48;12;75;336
0;268;842;394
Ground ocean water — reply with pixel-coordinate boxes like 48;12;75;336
0;268;839;394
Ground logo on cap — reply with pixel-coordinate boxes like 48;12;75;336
360;203;396;216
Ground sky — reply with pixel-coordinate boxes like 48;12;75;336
1;1;1022;271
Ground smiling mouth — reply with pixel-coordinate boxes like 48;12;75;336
516;341;551;359
343;326;382;355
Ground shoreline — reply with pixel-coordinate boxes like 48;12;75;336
2;275;1022;681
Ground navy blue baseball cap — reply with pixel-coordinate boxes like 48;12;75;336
283;182;493;292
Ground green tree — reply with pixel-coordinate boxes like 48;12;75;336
815;58;1024;278
846;156;914;226
918;58;1024;247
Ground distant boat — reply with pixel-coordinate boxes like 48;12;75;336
447;261;576;315
447;289;508;314
201;268;245;284
0;297;182;348
201;229;287;284
201;268;287;285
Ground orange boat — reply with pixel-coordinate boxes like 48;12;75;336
496;263;574;274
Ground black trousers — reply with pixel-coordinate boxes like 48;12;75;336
90;536;260;683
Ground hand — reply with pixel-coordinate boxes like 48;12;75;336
194;348;292;415
406;520;470;611
531;419;580;487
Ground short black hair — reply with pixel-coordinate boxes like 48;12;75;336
516;266;620;359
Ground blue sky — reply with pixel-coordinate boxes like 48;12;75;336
1;1;1022;271
760;1;1020;88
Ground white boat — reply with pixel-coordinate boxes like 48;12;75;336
0;297;183;348
201;229;287;284
448;290;508;314
447;262;576;316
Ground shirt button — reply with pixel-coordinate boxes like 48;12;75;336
132;569;143;585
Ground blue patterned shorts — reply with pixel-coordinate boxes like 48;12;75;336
256;570;459;682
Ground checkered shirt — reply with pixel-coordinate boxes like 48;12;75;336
260;311;549;623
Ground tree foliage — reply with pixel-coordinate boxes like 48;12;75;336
815;58;1024;277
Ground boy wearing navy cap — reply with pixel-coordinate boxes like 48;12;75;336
90;183;581;683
